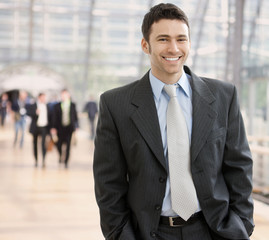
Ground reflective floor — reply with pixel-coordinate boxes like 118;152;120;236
0;123;103;240
0;122;268;240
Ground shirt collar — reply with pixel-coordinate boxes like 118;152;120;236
149;70;191;101
37;101;46;106
61;100;71;107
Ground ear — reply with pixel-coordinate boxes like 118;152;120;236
141;38;150;54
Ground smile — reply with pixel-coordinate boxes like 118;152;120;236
163;57;181;61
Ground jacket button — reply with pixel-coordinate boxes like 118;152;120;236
155;205;161;211
159;177;165;183
150;231;156;238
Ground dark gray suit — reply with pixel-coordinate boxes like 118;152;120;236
93;66;254;240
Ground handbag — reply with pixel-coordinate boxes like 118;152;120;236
46;138;54;151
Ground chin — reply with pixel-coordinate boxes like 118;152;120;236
166;68;182;75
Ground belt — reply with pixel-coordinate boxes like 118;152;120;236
160;211;203;227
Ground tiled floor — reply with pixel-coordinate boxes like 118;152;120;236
0;123;268;240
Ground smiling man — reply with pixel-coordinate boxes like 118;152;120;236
93;3;254;240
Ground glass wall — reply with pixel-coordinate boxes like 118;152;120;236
0;0;269;188
0;0;268;117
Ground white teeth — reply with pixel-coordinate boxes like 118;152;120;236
165;57;179;61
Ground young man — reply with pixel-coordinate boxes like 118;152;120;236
83;95;98;140
51;89;78;168
12;90;28;148
28;93;50;167
93;3;254;240
0;93;9;127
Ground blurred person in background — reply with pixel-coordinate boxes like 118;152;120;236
11;90;29;148
51;89;78;168
83;95;98;140
27;93;50;168
0;93;9;127
93;3;254;240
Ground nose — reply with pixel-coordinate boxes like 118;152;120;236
167;40;180;53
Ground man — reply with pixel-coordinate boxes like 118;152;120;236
83;95;98;139
51;89;78;168
0;93;9;127
28;93;50;167
11;90;28;148
93;3;254;240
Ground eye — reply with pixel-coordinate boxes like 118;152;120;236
158;38;168;42
178;38;187;42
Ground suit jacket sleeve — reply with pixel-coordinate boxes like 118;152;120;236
71;103;79;129
27;103;37;118
93;94;136;240
222;86;254;236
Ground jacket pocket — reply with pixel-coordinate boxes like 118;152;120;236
206;127;226;143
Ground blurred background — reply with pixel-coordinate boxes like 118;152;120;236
0;0;269;239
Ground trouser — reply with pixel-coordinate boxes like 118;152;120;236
155;214;250;240
56;130;73;165
1;109;6;126
33;127;48;162
89;118;95;138
14;117;26;147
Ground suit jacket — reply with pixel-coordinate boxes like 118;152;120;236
52;101;78;134
27;103;50;134
93;66;254;240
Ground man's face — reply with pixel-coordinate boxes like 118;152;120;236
61;91;70;102
39;94;46;103
141;19;190;83
19;91;28;101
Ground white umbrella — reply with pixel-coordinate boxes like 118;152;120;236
0;62;66;96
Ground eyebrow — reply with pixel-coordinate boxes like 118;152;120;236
156;34;188;39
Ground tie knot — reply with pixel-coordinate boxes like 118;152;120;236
164;84;177;98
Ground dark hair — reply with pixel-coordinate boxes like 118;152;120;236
141;3;190;42
61;88;69;93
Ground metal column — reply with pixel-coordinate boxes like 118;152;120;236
192;0;209;70
225;0;245;97
28;0;34;61
233;0;245;97
138;0;154;77
83;0;96;100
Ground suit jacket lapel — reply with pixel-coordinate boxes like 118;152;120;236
184;66;218;162
131;72;167;170
130;68;217;168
